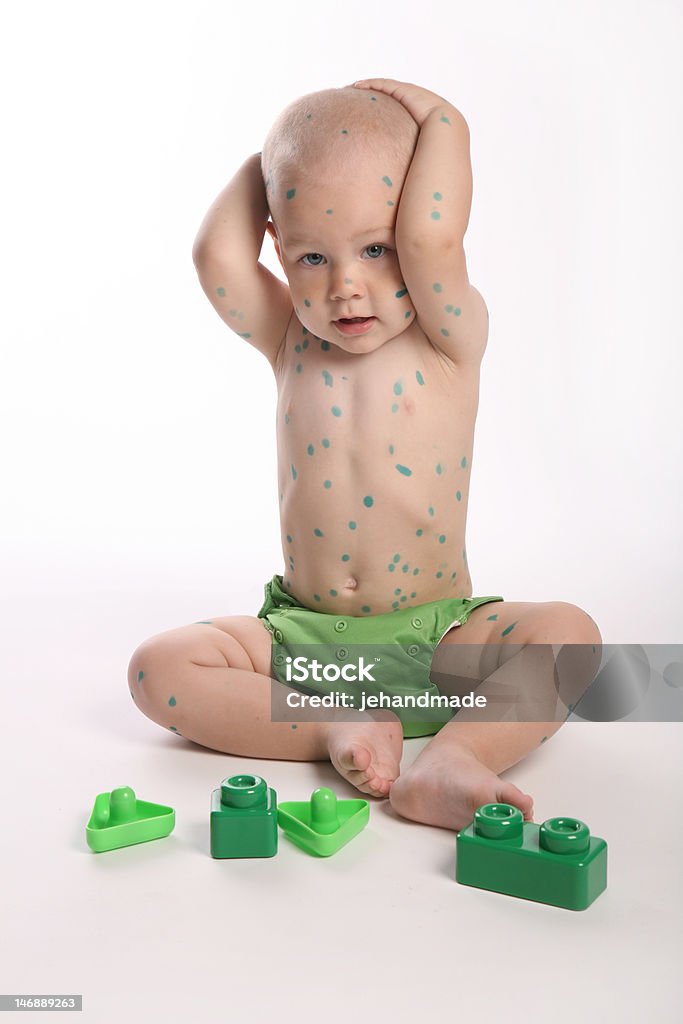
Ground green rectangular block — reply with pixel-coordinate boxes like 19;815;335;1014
456;803;607;911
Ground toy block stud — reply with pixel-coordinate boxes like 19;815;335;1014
278;787;369;857
210;774;278;858
86;786;175;852
456;803;608;910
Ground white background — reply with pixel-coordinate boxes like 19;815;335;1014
2;2;682;1022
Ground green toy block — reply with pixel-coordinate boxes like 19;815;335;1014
278;787;369;857
210;774;278;858
456;803;607;911
86;786;175;853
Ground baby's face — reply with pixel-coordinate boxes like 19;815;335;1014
270;162;416;354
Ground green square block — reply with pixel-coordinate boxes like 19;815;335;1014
456;803;607;911
210;774;278;859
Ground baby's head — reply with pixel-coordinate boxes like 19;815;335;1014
262;87;419;352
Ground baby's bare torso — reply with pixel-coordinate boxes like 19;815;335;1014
275;317;481;615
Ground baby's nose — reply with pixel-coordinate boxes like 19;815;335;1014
330;273;365;301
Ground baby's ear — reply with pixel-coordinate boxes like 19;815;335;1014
266;221;284;268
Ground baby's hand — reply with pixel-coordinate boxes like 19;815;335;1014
350;78;449;126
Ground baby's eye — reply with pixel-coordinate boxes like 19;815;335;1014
300;252;326;266
364;244;387;259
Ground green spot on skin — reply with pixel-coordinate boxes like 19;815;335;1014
433;282;442;293
395;288;408;298
363;495;374;508
216;287;225;297
396;464;412;476
440;114;451;124
431;211;441;220
229;309;237;316
391;403;399;413
324;480;332;488
285;414;289;424
446;304;453;313
402;564;409;573
286;188;296;200
428;506;435;516
393;554;400;563
169;726;178;732
137;670;144;682
436;464;443;475
540;736;548;744
454;308;461;316
238;332;252;339
168;696;177;707
416;529;423;536
362;605;371;613
405;310;412;318
344;278;352;284
392;601;399;609
456;491;462;501
394;588;402;596
502;622;518;637
287;535;292;543
438;535;446;543
322;370;333;387
322;438;330;447
194;621;213;624
326;209;333;215
389;444;395;454
441;328;450;337
433;192;443;201
291;724;298;730
341;129;348;135
382;175;393;187
461;456;468;468
393;380;403;396
388;563;396;572
314;594;321;601
436;571;443;579
341;554;350;561
331;406;342;417
296;363;302;373
330;589;338;597
307;444;314;455
291;464;297;480
413;568;419;575
314;528;324;537
304;298;311;307
321;341;331;350
387;200;394;206
349;521;357;529
295;344;302;353
416;371;425;385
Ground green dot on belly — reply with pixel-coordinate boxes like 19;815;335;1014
461;456;468;468
329;589;338;597
348;520;357;529
324;480;332;488
441;328;450;337
363;495;374;507
439;535;446;543
291;464;297;480
456;490;462;501
502;622;518;636
382;175;393;187
287;535;292;543
431;211;441;220
396;464;412;476
342;553;350;561
322;438;330;447
295;344;302;353
428;506;434;516
388;563;396;572
394;588;402;595
314;528;324;537
326;209;333;214
395;288;408;298
402;564;409;573
168;696;176;706
391;403;399;413
392;554;400;563
393;380;403;395
286;188;296;199
416;371;425;385
331;406;342;417
436;463;442;475
413;568;419;575
389;444;394;454
314;594;321;602
307;444;314;455
436;571;443;579
216;287;225;297
361;605;371;613
322;370;333;387
304;298;311;307
416;529;423;536
285;414;289;424
296;363;302;373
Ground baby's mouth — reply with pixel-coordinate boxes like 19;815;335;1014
333;316;376;336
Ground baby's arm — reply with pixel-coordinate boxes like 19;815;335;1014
353;79;489;368
192;153;292;369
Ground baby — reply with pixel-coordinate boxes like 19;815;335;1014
128;79;602;831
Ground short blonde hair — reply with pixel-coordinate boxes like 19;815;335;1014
261;87;418;211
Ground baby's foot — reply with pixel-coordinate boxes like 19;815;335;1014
390;741;533;832
327;718;403;798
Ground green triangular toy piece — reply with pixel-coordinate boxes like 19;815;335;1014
86;786;175;852
277;787;368;857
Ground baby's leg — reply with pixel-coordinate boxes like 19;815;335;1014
127;615;402;797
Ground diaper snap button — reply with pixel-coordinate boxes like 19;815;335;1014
274;629;284;642
411;617;423;630
273;654;285;666
335;647;348;660
408;644;420;656
334;620;347;632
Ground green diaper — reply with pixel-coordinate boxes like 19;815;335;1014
257;575;504;738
